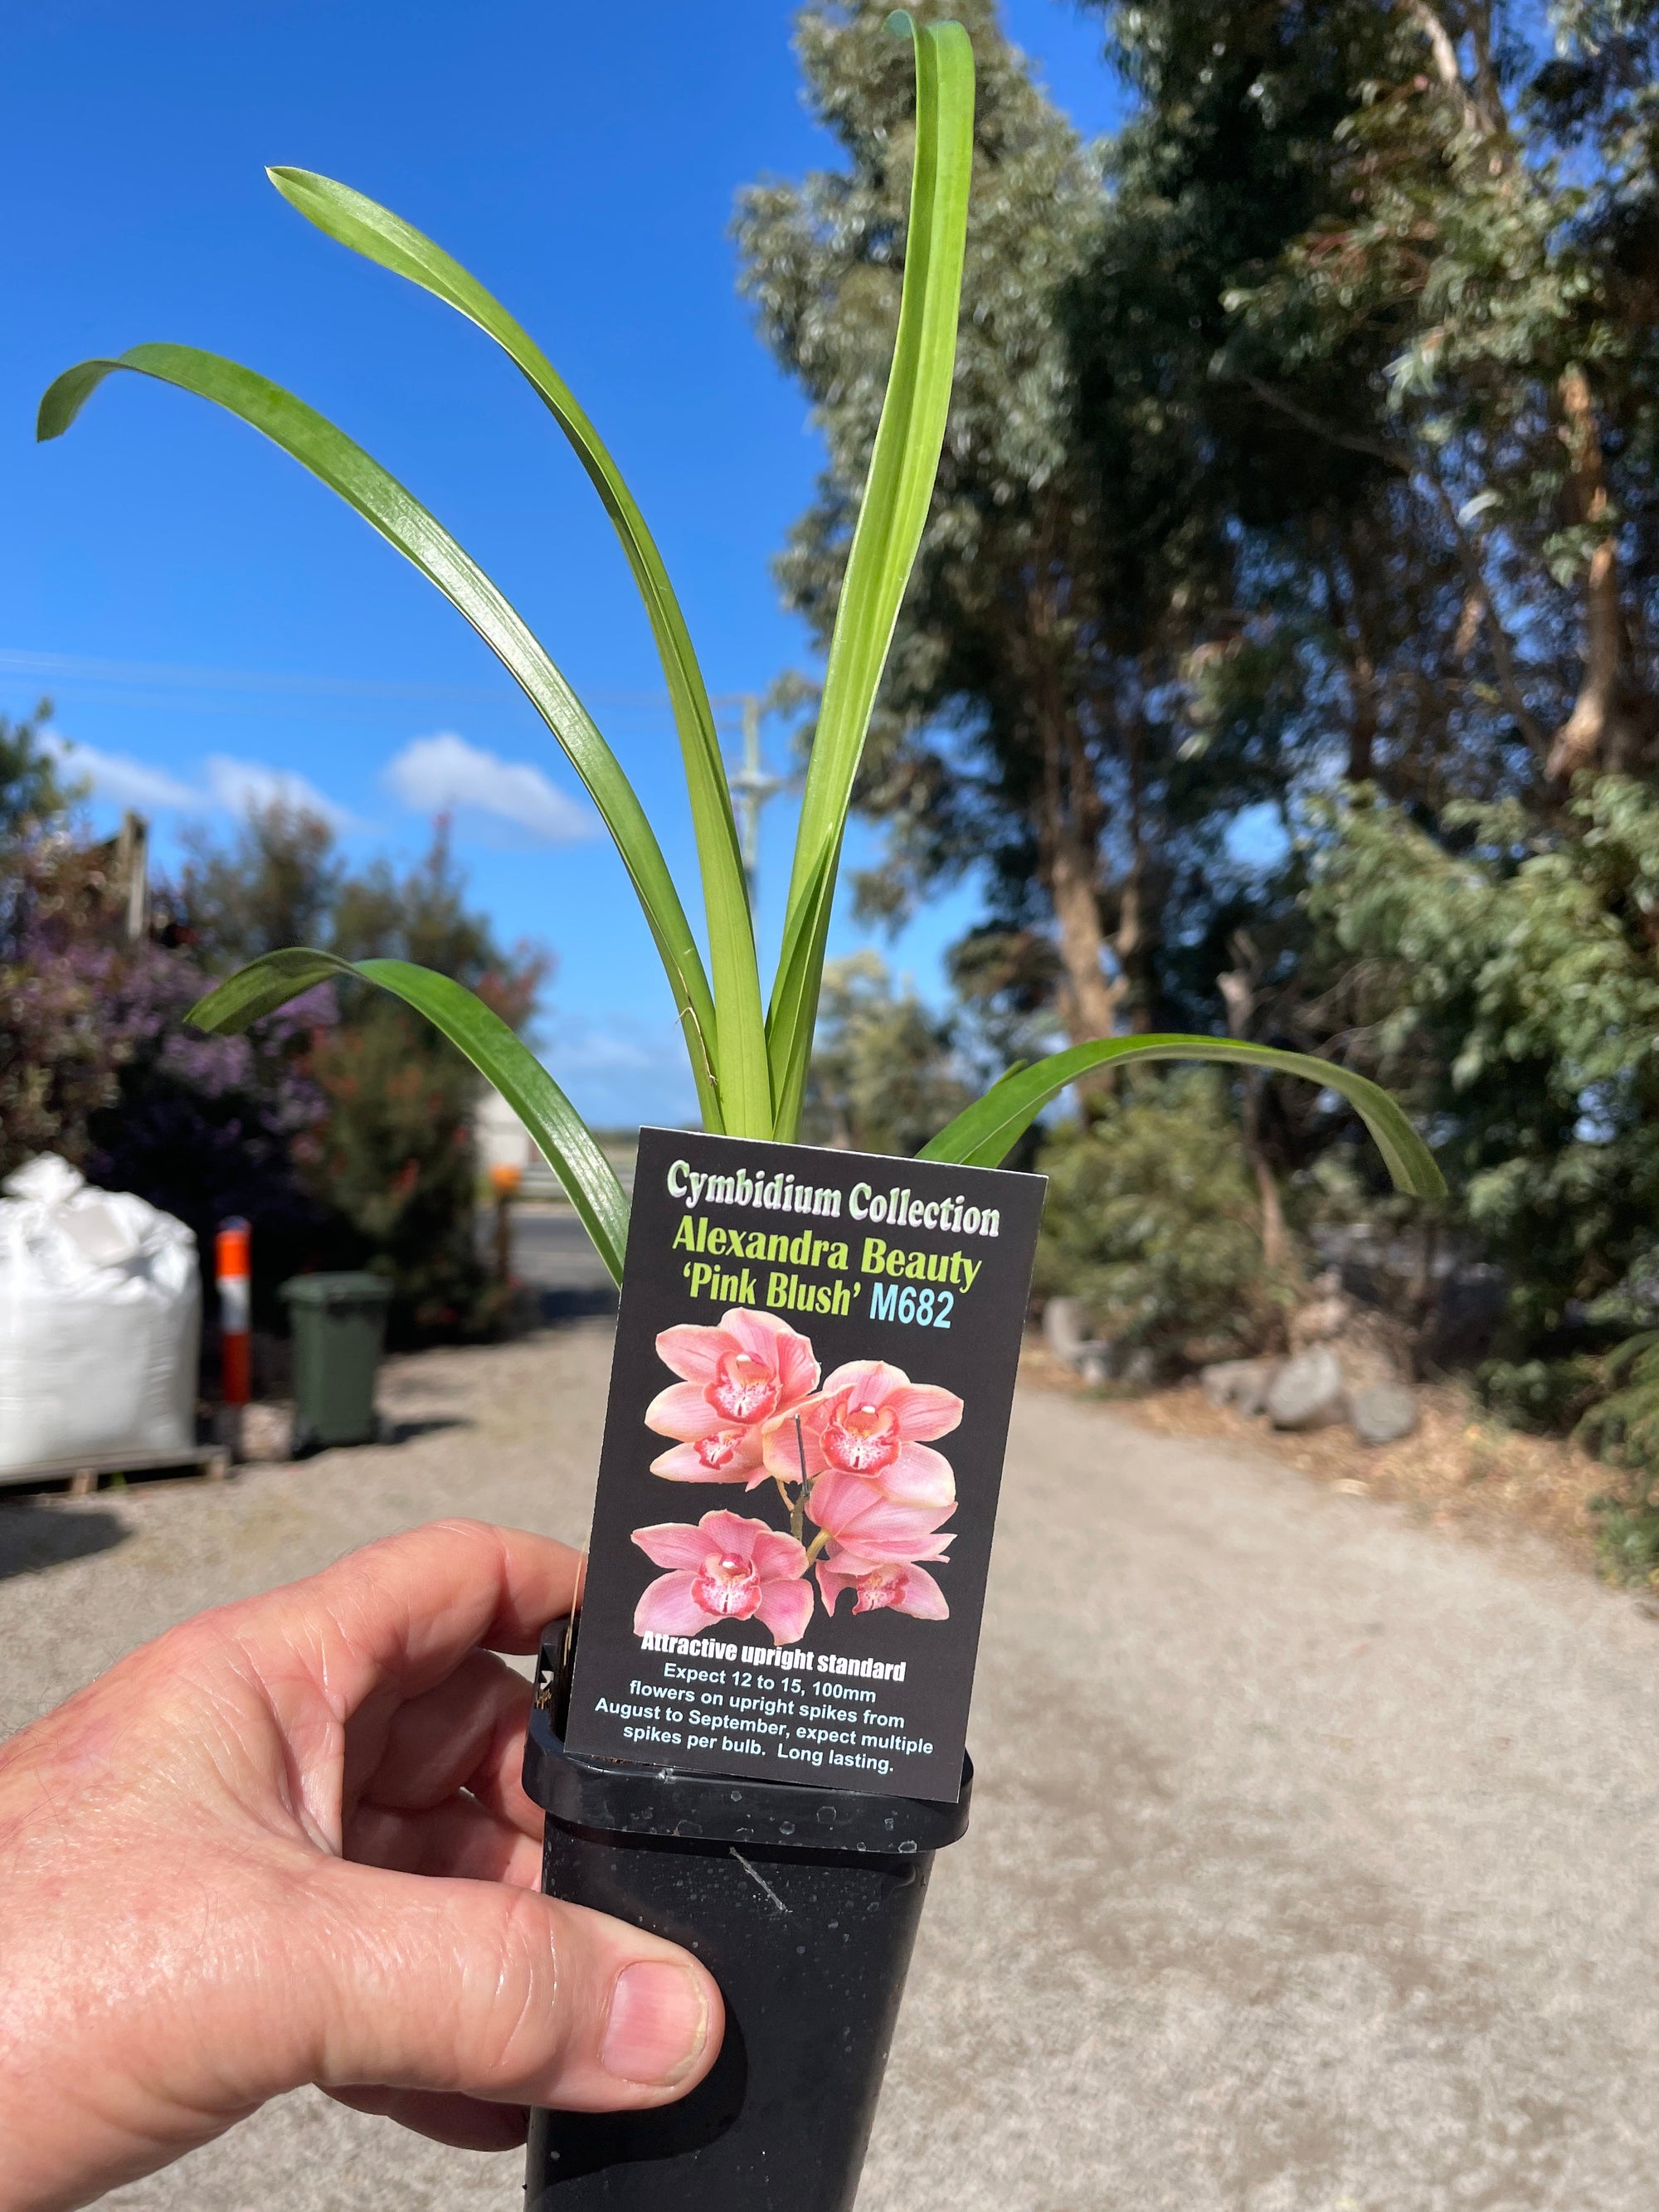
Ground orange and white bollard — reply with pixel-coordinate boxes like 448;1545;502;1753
489;1162;523;1286
215;1218;251;1456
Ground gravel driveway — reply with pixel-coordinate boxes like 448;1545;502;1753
3;1318;1657;2211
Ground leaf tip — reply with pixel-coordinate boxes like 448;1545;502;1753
36;362;103;444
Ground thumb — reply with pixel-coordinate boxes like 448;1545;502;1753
279;1860;722;2114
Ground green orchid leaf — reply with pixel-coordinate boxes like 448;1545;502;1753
265;168;771;1139
36;342;724;1135
920;1034;1446;1196
763;834;841;1145
767;12;975;1135
188;951;630;1283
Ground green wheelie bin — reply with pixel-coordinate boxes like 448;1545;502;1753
280;1271;392;1454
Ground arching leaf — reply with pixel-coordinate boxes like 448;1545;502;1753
265;167;771;1138
767;12;975;1137
920;1034;1446;1195
36;342;724;1134
188;950;630;1283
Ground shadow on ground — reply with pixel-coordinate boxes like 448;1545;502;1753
0;1501;129;1582
377;1414;473;1447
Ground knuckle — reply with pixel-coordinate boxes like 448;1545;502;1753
465;1886;565;2087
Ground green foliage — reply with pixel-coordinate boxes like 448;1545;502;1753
1583;1334;1659;1466
1307;776;1659;1347
303;1011;489;1339
1479;1355;1603;1434
800;954;971;1157
181;804;341;965
1579;1332;1659;1583
0;701;74;849
1591;1487;1659;1587
1034;1072;1294;1367
183;806;548;1338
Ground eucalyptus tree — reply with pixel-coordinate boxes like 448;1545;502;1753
1070;0;1659;1401
738;0;1277;1043
1079;0;1659;810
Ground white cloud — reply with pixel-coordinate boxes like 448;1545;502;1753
383;732;593;844
39;731;354;827
204;755;355;829
42;732;199;812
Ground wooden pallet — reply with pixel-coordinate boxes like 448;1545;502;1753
0;1443;230;1497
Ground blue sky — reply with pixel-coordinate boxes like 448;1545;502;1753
2;1;1126;1125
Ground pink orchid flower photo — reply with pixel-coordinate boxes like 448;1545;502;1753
816;1554;951;1621
632;1509;814;1646
645;1308;820;1485
803;1466;956;1567
761;1359;962;1510
633;1313;965;1641
810;1462;955;1622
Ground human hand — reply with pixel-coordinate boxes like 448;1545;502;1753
0;1519;723;2212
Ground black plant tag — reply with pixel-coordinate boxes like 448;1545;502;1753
562;1127;1044;1802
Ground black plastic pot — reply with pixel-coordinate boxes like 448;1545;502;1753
522;1621;971;2210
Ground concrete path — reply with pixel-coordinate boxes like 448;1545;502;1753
3;1323;1657;2211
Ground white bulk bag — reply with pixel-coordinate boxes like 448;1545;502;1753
0;1155;201;1473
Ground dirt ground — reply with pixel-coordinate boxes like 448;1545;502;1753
1022;1340;1632;1583
5;1320;1659;2211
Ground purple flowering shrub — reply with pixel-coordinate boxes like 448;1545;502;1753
1;840;344;1329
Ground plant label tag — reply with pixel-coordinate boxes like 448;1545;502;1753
562;1128;1045;1803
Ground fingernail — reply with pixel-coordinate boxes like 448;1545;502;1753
602;1961;710;2087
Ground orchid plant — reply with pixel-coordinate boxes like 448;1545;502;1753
37;14;1443;1288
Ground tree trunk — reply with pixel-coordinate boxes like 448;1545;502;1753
1405;0;1501;139
1324;547;1379;783
1549;365;1623;782
1110;702;1159;1030
1023;576;1121;1060
1219;955;1288;1271
1048;829;1122;1046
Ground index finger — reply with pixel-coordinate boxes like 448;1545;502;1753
231;1518;581;1720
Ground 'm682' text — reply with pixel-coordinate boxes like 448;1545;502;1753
868;1282;954;1329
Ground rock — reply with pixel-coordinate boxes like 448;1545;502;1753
1200;1359;1277;1417
1042;1296;1099;1367
1266;1345;1347;1432
1330;1306;1411;1398
1288;1280;1350;1350
1118;1345;1156;1389
1350;1382;1418;1447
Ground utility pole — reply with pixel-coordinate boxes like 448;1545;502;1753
722;694;787;912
